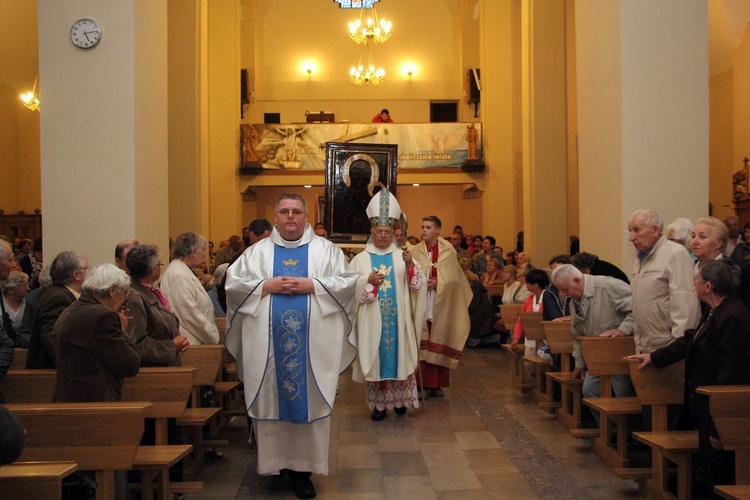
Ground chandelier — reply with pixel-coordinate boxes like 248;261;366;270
20;75;40;112
348;4;392;45
350;46;385;86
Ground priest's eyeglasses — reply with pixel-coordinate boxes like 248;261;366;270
276;209;305;217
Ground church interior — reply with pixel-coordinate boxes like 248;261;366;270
3;1;750;498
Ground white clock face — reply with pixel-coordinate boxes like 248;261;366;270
71;19;102;49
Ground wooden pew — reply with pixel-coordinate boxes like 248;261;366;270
544;321;598;438
630;359;698;499
176;345;224;481
499;304;531;391
9;348;27;370
3;367;203;498
519;311;557;411
580;336;640;471
715;485;750;499
0;461;78;500
696;385;750;485
5;402;150;500
2;369;56;402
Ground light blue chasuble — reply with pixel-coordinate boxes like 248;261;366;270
271;244;310;423
370;253;399;379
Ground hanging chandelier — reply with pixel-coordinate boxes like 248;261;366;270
350;45;385;86
348;4;392;45
20;75;40;112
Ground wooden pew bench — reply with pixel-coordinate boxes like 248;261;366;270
625;358;686;482
715;485;750;499
580;336;640;471
3;367;203;498
0;461;78;500
177;344;225;481
4;402;151;500
543;321;598;438
499;304;532;391
519;311;557;412
696;385;750;486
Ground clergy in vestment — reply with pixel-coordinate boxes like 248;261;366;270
225;193;357;500
350;190;427;421
411;215;472;397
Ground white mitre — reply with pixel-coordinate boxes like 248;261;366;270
366;188;402;228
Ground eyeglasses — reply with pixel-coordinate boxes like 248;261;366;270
276;209;306;217
373;229;392;237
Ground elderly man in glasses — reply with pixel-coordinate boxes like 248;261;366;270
226;193;357;499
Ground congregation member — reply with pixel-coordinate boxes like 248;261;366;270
160;232;220;346
480;258;504;287
124;244;187;366
509;269;551;357
501;264;530;305
249;219;273;245
242;226;252;248
53;263;140;500
394;227;405;247
26;251;89;369
14;267;51;349
571;251;630;284
473;235;503;275
54;263;140;402
629;259;750;496
225;193;357;499
449;233;470;261
313;223;329;239
544;255;573;320
0;241;16;403
691;216;728;275
412;215;472;398
723;214;743;258
114;239;138;272
665;217;695;259
468;235;483;256
552;264;635;421
730;220;750;264
214;235;242;268
1;271;30;340
627;209;700;355
19;236;42;289
350;190;427;420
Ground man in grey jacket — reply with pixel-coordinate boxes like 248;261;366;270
551;264;635;415
0;240;17;403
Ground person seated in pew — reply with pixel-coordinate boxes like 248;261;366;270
0;240;17;403
629;258;750;496
13;266;51;349
509;270;550;361
54;263;140;402
544;255;573;321
125;244;188;367
500;265;530;305
2;271;30;342
551;264;635;423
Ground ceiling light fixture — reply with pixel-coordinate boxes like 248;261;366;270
20;75;40;112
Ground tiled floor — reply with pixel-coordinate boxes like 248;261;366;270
191;347;644;499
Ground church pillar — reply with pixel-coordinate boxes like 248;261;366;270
520;0;570;266
576;0;709;270
479;0;518;253
38;0;169;264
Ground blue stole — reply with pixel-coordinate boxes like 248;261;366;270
271;244;310;423
370;253;398;379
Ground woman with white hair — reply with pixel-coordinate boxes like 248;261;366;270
666;217;695;258
691;217;728;276
53;263;140;403
160;232;219;345
1;271;30;340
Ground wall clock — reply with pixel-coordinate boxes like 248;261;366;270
71;19;102;49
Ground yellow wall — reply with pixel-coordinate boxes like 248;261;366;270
710;70;735;221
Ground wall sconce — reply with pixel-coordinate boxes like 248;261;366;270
302;62;316;76
403;63;417;79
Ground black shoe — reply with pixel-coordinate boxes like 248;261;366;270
371;409;387;421
394;406;407;416
289;472;316;499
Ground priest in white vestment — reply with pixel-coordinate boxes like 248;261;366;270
350;190;427;421
225;193;357;499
